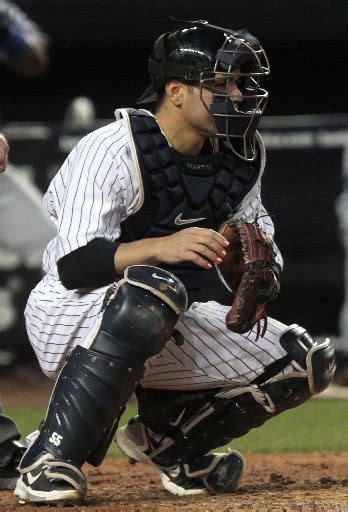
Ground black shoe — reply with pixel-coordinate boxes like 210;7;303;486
116;416;244;496
14;452;86;503
0;440;26;490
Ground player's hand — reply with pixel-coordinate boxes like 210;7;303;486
0;133;9;173
154;227;230;269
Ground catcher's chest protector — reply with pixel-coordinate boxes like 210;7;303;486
120;112;260;297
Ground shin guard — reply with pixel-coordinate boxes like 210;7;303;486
21;265;187;471
21;346;144;470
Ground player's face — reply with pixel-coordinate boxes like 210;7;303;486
180;71;243;138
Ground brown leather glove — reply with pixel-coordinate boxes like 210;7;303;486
218;219;280;338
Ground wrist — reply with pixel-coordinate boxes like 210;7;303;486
114;237;163;274
149;238;162;265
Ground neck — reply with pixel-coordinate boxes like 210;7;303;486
154;106;205;156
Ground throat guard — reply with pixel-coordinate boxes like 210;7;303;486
120;112;262;302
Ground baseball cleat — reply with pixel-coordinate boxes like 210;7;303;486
0;439;26;490
116;419;207;496
14;452;86;504
116;416;244;495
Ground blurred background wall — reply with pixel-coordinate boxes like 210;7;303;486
0;0;347;369
1;0;348;120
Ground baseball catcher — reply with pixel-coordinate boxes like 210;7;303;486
15;19;335;504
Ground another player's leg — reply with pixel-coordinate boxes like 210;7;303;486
117;320;335;495
14;266;187;504
0;407;26;490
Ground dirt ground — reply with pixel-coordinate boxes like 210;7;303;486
1;365;348;511
0;453;346;511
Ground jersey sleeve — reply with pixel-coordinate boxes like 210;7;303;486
231;182;284;270
52;124;130;262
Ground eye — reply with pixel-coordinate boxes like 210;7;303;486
214;78;232;92
215;76;241;89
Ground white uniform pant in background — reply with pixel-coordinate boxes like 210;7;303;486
0;165;55;269
335;145;348;354
25;276;295;389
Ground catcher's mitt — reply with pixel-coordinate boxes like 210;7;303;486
218;219;280;338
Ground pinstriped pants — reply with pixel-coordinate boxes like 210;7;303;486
25;275;295;389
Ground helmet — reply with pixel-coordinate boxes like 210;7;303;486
138;20;270;161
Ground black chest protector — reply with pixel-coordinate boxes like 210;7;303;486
120;112;261;303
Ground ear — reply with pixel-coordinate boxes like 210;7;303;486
165;80;184;107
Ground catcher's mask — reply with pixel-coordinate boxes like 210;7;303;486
138;19;270;161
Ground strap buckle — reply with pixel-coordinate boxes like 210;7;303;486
185;66;196;80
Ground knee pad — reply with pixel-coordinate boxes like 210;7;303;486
275;324;336;395
91;265;187;364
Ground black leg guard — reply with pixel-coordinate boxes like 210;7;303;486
21;265;187;473
136;385;277;466
135;326;335;465
20;346;144;469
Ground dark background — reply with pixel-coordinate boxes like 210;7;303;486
0;0;347;122
0;0;347;367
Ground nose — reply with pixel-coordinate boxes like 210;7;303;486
231;84;243;103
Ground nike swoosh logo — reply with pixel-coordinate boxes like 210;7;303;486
27;471;41;486
152;273;175;284
174;213;206;226
168;466;181;478
169;408;186;427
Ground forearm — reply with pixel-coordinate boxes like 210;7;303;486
114;238;161;274
58;239;120;289
58;229;227;290
58;238;164;290
115;228;228;273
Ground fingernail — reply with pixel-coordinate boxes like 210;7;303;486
207;263;212;269
221;250;226;256
216;257;222;263
224;240;229;246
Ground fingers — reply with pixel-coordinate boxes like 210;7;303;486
188;228;229;258
0;134;9;173
162;227;230;269
184;251;212;269
189;227;229;247
191;243;223;265
174;227;231;269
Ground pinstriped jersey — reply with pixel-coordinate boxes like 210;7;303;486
42;108;283;281
26;108;287;384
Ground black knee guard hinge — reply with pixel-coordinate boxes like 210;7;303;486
276;324;335;394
